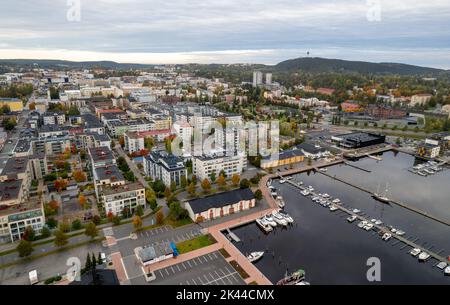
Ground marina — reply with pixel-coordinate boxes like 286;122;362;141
231;151;450;284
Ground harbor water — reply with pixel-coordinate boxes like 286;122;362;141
232;151;450;284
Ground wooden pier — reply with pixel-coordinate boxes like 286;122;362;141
342;161;372;173
282;178;450;265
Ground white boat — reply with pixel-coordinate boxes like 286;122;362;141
381;233;392;241
417;171;427;177
311;196;320;201
418;252;431;261
410;248;421;257
256;218;273;233
322;193;330;198
370;219;377;223
372;182;391;204
352;209;361;214
272;211;288;226
263;215;277;227
445;266;450;276
278;211;294;224
347;215;357;223
300;190;310;196
279;179;286;184
277;199;285;208
436;262;448;270
247;251;264;263
396;230;405;236
363;223;374;231
329;205;338;212
307;186;314;191
268;185;275;190
390;228;397;234
270;191;277;197
424;168;434;175
332;198;341;204
375;220;383;225
357;221;368;228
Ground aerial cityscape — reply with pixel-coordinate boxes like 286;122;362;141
0;0;449;293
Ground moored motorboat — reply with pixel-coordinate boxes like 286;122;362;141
347;215;357;223
329;205;338;212
276;269;306;285
278;211;294;224
247;251;264;263
256;218;273;233
263;215;277;227
358;220;368;228
272;211;288;226
418;251;431;261
352;209;361;214
382;233;392;241
445;266;450;276
410;248;421;257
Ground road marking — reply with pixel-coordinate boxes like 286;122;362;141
187;260;192;268
212;252;218;259
171;266;175;273
165;268;169;276
185;279;190;285
158;270;164;278
150;230;154;235
207;253;213;260
145;231;149;237
202;256;208;263
192;258;198;266
197;276;204;285
120;258;129;280
181;262;187;270
176;264;181;272
192;278;197;285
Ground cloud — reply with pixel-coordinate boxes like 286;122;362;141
0;0;449;67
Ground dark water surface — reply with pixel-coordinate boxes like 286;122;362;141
232;151;450;284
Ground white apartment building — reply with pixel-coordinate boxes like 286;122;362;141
144;150;187;187
193;154;246;181
253;71;263;87
100;182;146;216
42;112;66;125
173;121;193;152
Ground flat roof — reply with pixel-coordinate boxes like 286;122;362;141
187;188;254;214
1;157;28;177
139;244;173;262
101;182;144;196
95;165;124;182
334;132;385;142
88;147;114;163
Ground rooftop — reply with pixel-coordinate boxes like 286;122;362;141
187;188;254;214
101;182;144;196
94;165;124;182
1;157;28;178
88;147;114;163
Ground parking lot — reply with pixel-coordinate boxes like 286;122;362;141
131;251;246;285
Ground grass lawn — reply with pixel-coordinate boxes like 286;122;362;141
175;234;217;254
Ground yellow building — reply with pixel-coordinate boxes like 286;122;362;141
0;98;24;112
260;149;305;169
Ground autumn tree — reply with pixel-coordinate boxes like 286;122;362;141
231;174;240;186
73;170;87;183
119;135;125;147
156;210;164;225
78;194;87;208
217;175;227;189
164;187;172;199
201;178;212;193
54;179;68;192
132;216;143;231
187;182;196;196
180;175;187;189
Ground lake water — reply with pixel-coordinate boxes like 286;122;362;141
232;151;450;284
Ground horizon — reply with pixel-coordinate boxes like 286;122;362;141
1;1;450;69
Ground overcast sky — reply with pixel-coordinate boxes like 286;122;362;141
0;0;449;68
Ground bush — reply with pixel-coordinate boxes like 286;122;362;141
239;179;250;189
40;226;51;238
71;219;83;231
92;215;101;225
46;218;58;229
112;216;121;226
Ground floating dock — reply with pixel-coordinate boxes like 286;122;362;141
282;177;450;267
226;228;241;242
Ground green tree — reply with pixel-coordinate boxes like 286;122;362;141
46;218;58;229
84;222;98;239
53;230;68;247
59;220;71;233
239;179;250;189
71;219;83;231
85;253;92;271
187;182;196;195
41;226;51;238
135;205;144;217
133;216;143;231
17;240;34;257
22;226;36;241
254;189;263;200
210;171;216;183
170;181;177;192
180;175;187;188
